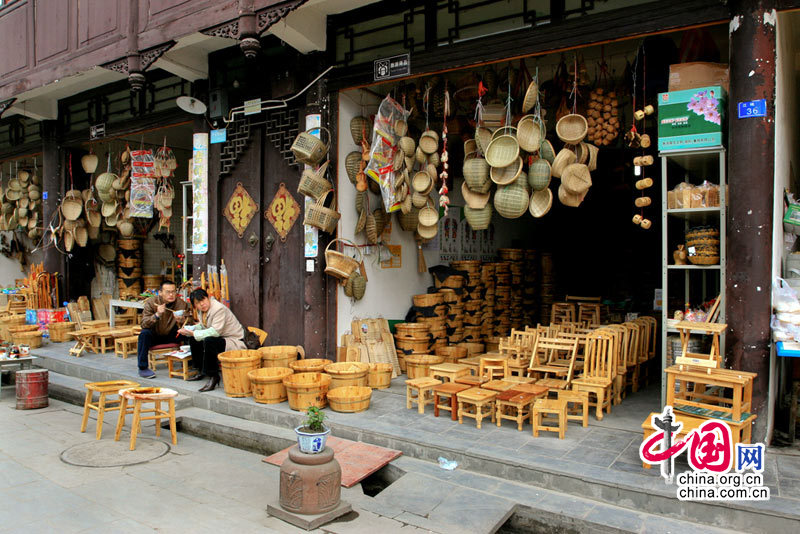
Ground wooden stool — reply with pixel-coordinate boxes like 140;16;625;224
94;328;136;354
505;376;536;385
80;380;140;440
479;356;509;380
406;377;442;414
481;379;517;393
115;387;178;450
457;387;497;429
167;354;198;380
148;343;179;371
454;375;488;387
509;383;549;398
531;398;568;439
430;363;471;383
433;383;471;420
114;336;138;359
68;328;100;357
496;391;537;431
559;390;589;428
457;356;483;376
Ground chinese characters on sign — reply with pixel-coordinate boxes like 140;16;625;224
191;133;209;254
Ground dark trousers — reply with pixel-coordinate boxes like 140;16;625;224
137;327;183;371
189;336;227;377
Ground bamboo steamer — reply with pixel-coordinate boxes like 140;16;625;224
327;386;372;413
405;354;445;379
324;362;370;388
142;274;164;290
368;363;393;389
247;367;294;404
282;372;331;411
0;315;26;340
48;322;76;343
394;322;430;338
435;345;467;363
15;331;43;348
217;350;262;398
289;358;329;373
413;293;443;307
394;336;431;353
259;345;305;368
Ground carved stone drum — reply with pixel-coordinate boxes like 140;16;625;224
279;445;342;515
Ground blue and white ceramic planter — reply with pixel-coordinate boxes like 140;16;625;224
294;425;330;454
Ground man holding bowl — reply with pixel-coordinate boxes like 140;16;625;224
137;280;191;379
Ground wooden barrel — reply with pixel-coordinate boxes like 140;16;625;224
282;372;331;411
16;369;49;410
217;350;262;398
323;362;369;389
247;367;293;404
405;354;444;379
435;345;467;363
289;358;328;373
48;322;76;343
259;345;304;368
395;351;407;372
368;363;393;389
327;386;372;413
0;315;26;341
15;331;43;348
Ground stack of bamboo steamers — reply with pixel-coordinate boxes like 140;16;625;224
117;239;143;298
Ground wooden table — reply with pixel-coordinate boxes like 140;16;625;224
673;321;727;370
109;299;145;328
430;363;471;383
665;365;757;422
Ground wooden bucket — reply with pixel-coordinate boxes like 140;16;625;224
15;331;43;348
247;367;294;404
368;363;393;389
259;345;305;368
217;350;262;398
48;322;76;342
282;372;331;411
324;362;369;389
396;351;407;372
289;358;329;373
435;345;468;363
405;354;444;379
327;386;372;413
0;315;26;341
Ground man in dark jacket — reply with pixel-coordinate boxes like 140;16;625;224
137;280;191;378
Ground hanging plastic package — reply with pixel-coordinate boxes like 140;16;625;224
129;150;156;218
364;95;410;213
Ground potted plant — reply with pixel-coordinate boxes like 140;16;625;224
294;406;330;454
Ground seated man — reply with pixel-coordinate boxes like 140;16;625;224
137;280;191;379
178;288;246;392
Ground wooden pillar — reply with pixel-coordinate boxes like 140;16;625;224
726;0;776;442
38;120;64;283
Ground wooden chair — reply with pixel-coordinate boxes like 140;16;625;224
578;303;602;326
80;380;140;439
527;336;579;381
114;387;178;450
550;303;576;324
247;326;269;345
479;356;509;380
598;325;627;405
571;331;616;420
622;322;642;393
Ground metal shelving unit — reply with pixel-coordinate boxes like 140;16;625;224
660;147;726;405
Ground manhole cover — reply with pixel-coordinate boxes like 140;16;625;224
60;439;170;467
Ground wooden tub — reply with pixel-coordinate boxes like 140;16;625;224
217;350;262;398
324;362;370;389
282;372;331;411
247;367;294;404
259;345;304;369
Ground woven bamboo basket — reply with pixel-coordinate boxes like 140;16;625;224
9;324;39;337
15;330;43;348
405;354;445;379
0;315;27;340
540;139;556;163
345;151;361;184
463;158;491;193
350;116;369;145
368;363;393;389
562;163;592;195
327;386;372;413
397;208;419;232
413;293;443;307
419;130;439;154
494;181;530;219
259;345;304;368
324;238;361;280
461;180;491;209
304;189;339;233
48;321;76;342
558;184;586;207
528;158;552;191
517;115;543;152
485;127;519;168
291;127;330;166
247;367;294;404
218;350;262;398
490;156;523;186
289;358;330;373
297;160;332;200
435;345;467;363
522;81;539;113
556;114;588;144
324;362;370;389
464;204;492;230
283;372;331;411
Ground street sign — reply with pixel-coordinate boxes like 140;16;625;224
374;53;410;81
243;99;261;116
737;99;767;119
210;129;227;144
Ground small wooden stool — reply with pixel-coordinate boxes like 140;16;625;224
430;363;471;383
68;328;100;357
531;398;568;439
167;354;198;381
457;356;483;376
496;391;537;431
481;380;517;393
479;356;509;380
505;376;536;385
80;380;140;440
457;387;497;429
509;383;549;398
558;390;589;428
115;387;179;450
454;375;488;387
148;343;180;371
114;336;139;359
433;383;471;420
406;377;442;414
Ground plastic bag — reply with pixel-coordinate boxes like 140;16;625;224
437;457;458;470
365;95;409;213
774;277;800;313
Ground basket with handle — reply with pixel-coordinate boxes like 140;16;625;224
325;238;363;280
303;189;340;234
297;160;332;200
291;127;330;166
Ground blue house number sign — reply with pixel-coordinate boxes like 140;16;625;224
737;99;767;119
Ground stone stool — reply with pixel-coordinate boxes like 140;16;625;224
115;387;179;450
430;363;471;383
114;336;138;359
558;389;589;428
433;382;471;420
80;380;140;440
531;398;568;439
148;343;180;371
457;387;497;429
167;354;198;381
495;390;537;431
406;377;442;414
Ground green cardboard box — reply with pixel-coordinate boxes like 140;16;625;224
657;86;726;151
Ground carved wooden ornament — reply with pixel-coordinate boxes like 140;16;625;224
223;182;259;238
265;182;301;242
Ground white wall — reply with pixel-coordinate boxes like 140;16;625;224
0;235;24;284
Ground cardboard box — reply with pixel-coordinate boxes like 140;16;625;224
657;86;726;151
669;62;729;92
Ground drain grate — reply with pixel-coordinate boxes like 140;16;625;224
60;439;170;468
